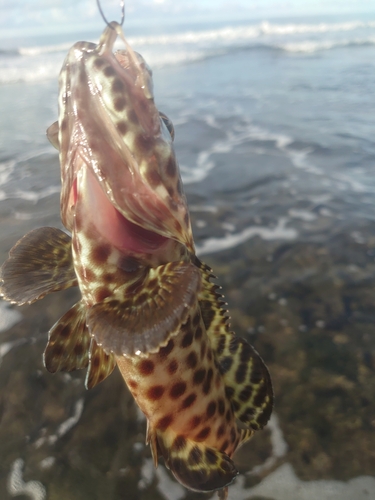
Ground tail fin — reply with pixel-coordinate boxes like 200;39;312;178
151;426;238;493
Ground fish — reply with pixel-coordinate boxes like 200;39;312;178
0;20;273;499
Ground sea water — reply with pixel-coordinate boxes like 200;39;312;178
0;13;375;500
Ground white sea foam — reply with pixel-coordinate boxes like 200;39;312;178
7;459;46;500
197;217;297;255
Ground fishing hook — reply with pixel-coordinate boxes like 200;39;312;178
96;0;125;28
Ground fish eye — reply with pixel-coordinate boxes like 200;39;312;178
159;111;175;141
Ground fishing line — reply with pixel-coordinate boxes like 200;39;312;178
96;0;125;28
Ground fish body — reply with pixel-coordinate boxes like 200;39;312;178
0;21;273;498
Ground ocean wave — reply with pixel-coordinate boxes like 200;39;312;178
279;36;375;53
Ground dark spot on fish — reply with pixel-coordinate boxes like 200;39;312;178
157;414;173;431
193;313;200;327
216;334;226;356
170;382;186;399
225;385;235;400
112;78;124;93
117;120;128;135
220;440;229;452
147;385;165;400
114;97;127;112
193;368;206;385
253;383;269;407
52;344;64;356
74;343;84;355
181;331;193;348
134;291;148;307
59;325;71;338
220;356;233;374
181;393;196;409
173;435;186;451
104;65;116;77
235;363;248;384
94;57;105;68
218;398;225;415
159;339;174;358
103;272;114;284
200;341;207;359
167;359;178;375
165;156;176;178
205;448;218;465
118;256;140;273
229;337;240;355
255;405;272;428
146;169;162;187
202;368;213;395
186;351;198;369
200;300;215;330
128;109;138;124
128;379;138;390
239;385;253;402
138;359;154;376
217;424;225;439
232;400;240;413
220;458;233;472
225;409;232;423
95;287;111;302
251;367;264;385
92;356;100;367
207;348;213;362
206;401;216;418
136;134;153;153
240;342;251;363
195;326;203;340
196;427;210;442
91;244;111;264
230;427;236;443
82;268;96;283
189;446;202;464
189;415;201;430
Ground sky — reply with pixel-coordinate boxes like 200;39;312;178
1;0;375;37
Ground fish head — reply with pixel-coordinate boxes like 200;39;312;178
50;22;194;261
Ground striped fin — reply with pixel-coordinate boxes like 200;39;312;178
85;339;116;389
154;427;238;494
87;261;201;356
0;227;77;305
195;257;273;430
44;300;89;373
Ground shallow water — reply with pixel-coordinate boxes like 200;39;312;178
0;13;375;500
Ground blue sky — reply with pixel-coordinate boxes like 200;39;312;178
1;0;375;36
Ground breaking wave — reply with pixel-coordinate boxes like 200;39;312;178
0;18;375;84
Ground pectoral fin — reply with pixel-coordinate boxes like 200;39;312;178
47;121;59;150
156;427;238;493
0;227;77;305
86;261;200;356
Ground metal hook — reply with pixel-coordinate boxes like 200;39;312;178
96;0;125;29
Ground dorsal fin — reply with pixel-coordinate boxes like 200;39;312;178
194;257;273;430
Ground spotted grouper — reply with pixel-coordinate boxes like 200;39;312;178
0;20;273;499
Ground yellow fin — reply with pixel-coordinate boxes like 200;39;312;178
0;227;77;305
155;427;238;494
87;261;200;356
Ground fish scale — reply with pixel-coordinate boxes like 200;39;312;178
0;19;273;500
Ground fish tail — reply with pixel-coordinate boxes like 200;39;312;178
150;426;238;493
